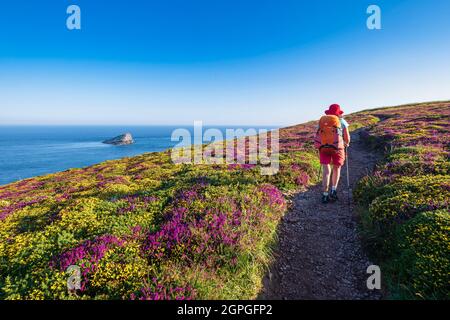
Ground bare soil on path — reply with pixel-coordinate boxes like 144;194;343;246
259;130;383;300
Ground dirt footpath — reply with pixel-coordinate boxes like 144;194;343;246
260;130;383;300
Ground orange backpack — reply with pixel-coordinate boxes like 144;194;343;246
314;115;344;152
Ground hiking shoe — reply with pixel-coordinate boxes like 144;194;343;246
322;194;330;204
330;190;338;202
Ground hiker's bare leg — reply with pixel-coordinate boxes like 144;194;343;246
322;164;331;192
331;165;341;189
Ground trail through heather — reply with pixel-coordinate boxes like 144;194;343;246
259;130;383;300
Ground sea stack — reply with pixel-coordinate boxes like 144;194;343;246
102;133;134;146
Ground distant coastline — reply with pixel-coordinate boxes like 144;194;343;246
0;125;277;186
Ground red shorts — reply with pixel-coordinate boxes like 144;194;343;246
319;149;345;167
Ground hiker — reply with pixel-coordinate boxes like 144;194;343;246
314;104;350;203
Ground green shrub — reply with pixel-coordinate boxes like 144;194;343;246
380;146;450;176
387;210;450;299
354;172;390;206
367;175;450;225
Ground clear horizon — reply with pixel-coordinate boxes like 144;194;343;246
0;98;448;127
1;1;450;126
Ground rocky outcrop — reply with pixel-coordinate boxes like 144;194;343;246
102;133;134;145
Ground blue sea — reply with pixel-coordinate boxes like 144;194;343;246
0;125;275;186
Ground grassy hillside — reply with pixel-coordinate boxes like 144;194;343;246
353;101;450;299
0;101;448;299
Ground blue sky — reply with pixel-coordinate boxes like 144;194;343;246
0;0;449;126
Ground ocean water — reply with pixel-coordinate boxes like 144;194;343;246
0;125;275;186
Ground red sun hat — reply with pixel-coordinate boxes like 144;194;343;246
325;104;344;116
